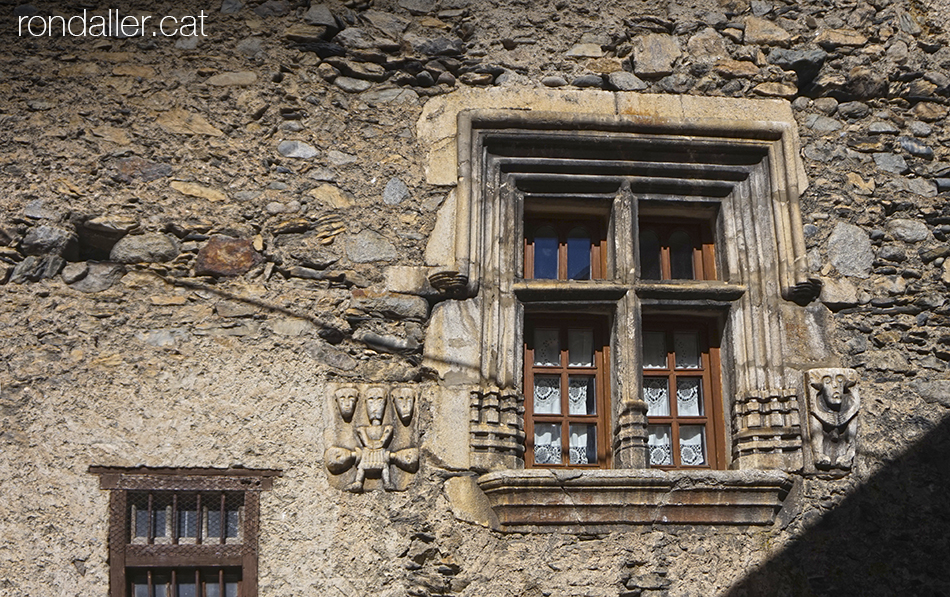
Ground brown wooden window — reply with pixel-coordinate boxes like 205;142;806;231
525;218;607;280
524;318;609;467
641;321;725;469
91;467;281;597
639;218;716;281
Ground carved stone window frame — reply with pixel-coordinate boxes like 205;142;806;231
419;91;845;529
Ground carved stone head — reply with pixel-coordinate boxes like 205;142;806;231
810;369;857;410
364;386;388;423
391;386;416;425
334;386;359;422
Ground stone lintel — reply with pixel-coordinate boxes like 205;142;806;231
477;469;793;532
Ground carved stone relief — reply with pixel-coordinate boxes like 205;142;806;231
325;384;420;492
805;368;860;472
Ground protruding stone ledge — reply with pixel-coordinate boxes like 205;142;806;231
477;468;794;532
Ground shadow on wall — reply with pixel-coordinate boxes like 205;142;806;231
725;413;950;597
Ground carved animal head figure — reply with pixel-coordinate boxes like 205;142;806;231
364;386;388;424
810;370;857;411
334;386;359;422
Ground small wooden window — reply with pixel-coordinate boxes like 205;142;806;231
642;321;725;469
638;219;716;281
91;467;280;597
524;318;610;467
525;218;607;280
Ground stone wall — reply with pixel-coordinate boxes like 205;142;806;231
1;0;949;595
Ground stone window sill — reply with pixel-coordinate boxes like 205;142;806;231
476;468;794;532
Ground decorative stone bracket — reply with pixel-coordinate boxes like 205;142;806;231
805;368;860;473
324;384;420;492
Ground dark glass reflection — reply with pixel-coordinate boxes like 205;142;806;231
639;229;661;280
670;230;694;279
533;226;558;279
567;227;591;280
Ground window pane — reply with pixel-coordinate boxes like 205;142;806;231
131;573;149;597
134;505;149;538
533;328;560;366
207;581;221;597
568;376;596;415
569;424;597;465
153;573;169;597
226;509;240;539
566;227;591;280
669;230;694;279
673;332;701;369
153;496;169;539
642;331;667;369
533;375;561;414
533;226;558;279
534;423;562;465
648;425;673;466
643;377;670;416
567;328;593;367
207;507;222;540
224;571;241;597
680;426;707;466
676;378;703;416
178;496;198;538
639;229;661;280
178;577;197;597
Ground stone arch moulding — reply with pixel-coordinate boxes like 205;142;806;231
419;91;842;528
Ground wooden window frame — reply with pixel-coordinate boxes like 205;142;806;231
642;320;726;469
524;217;607;280
90;467;281;597
524;317;610;468
638;217;717;281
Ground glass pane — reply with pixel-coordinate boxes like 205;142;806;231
533;375;561;414
153;497;169;539
676;378;703;416
534;423;562;465
131;574;149;597
224;572;241;597
567;227;591;280
207;507;221;540
643;377;670;416
567;328;593;367
669;230;695;279
642;331;667;369
569;424;597;465
648;425;673;466
178;578;197;597
533;226;558;279
568;376;596;415
134;506;148;538
207;581;221;597
153;573;169;597
674;332;701;369
178;496;198;538
533;328;560;366
680;426;707;466
639;228;661;280
226;509;240;538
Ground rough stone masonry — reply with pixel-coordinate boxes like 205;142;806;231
1;0;950;596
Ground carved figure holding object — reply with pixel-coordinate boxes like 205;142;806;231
807;368;860;471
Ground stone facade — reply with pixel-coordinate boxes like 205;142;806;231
2;0;950;596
